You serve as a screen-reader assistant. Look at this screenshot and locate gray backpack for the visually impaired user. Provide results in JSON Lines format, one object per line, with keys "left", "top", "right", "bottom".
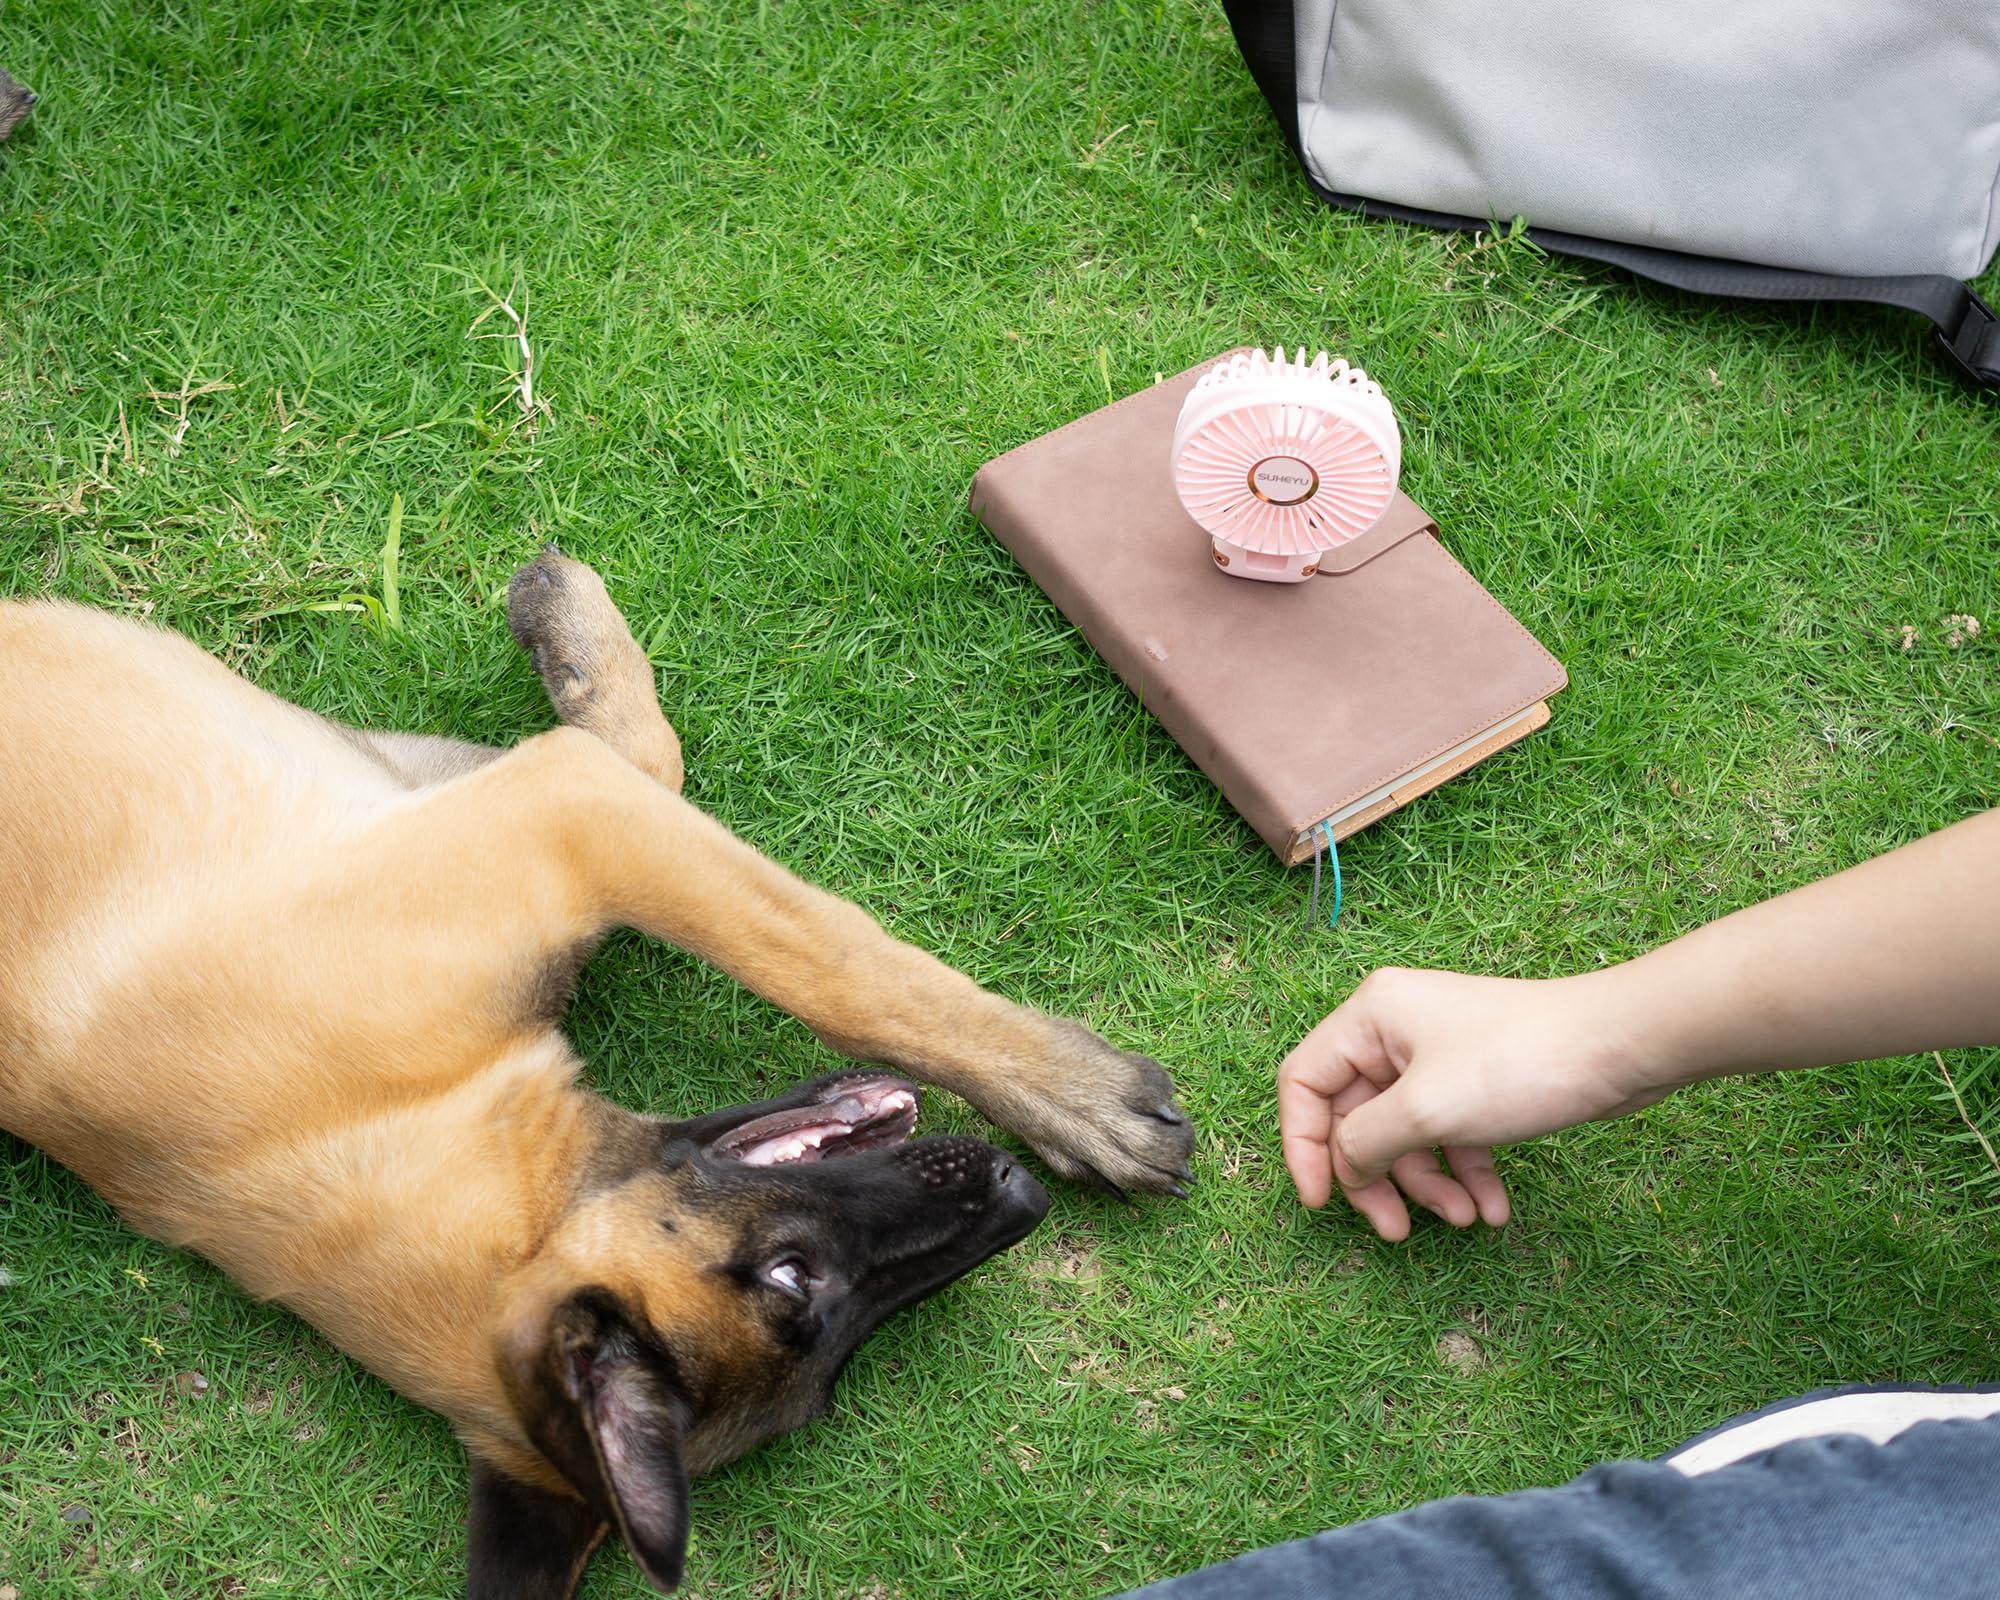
{"left": 1223, "top": 1, "right": 2000, "bottom": 389}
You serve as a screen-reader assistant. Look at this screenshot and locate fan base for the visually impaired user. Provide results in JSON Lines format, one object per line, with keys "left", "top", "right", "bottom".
{"left": 1211, "top": 540, "right": 1323, "bottom": 584}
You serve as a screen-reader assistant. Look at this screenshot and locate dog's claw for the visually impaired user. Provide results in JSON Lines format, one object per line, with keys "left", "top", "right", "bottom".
{"left": 1165, "top": 1181, "right": 1190, "bottom": 1200}
{"left": 1149, "top": 1103, "right": 1187, "bottom": 1126}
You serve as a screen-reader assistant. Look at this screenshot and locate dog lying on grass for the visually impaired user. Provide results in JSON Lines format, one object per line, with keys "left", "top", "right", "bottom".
{"left": 0, "top": 549, "right": 1195, "bottom": 1596}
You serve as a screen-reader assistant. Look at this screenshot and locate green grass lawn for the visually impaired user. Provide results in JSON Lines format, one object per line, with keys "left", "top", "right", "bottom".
{"left": 4, "top": 1, "right": 1998, "bottom": 1595}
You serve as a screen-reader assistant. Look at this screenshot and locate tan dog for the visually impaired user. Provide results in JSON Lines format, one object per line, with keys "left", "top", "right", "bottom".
{"left": 0, "top": 550, "right": 1194, "bottom": 1597}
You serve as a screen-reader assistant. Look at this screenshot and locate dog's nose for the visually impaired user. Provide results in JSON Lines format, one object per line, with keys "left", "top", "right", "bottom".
{"left": 994, "top": 1150, "right": 1050, "bottom": 1222}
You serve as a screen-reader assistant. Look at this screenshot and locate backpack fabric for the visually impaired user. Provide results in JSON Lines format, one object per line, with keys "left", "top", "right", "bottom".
{"left": 1221, "top": 0, "right": 2000, "bottom": 388}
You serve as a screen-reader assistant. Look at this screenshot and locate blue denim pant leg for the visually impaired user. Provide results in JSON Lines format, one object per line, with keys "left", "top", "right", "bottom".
{"left": 1107, "top": 1410, "right": 2000, "bottom": 1600}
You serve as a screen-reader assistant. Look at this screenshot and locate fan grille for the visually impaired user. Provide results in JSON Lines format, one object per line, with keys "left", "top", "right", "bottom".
{"left": 1174, "top": 401, "right": 1393, "bottom": 556}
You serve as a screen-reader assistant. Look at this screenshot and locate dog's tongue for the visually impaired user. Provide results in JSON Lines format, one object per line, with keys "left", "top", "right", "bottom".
{"left": 710, "top": 1082, "right": 920, "bottom": 1167}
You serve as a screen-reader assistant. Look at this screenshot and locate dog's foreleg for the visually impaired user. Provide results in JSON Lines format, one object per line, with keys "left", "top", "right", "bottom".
{"left": 428, "top": 728, "right": 1192, "bottom": 1194}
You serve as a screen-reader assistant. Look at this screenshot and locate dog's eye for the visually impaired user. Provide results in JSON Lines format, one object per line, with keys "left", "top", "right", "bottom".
{"left": 763, "top": 1257, "right": 812, "bottom": 1298}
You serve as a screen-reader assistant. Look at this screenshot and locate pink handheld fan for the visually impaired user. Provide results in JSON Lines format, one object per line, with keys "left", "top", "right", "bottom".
{"left": 1170, "top": 347, "right": 1401, "bottom": 583}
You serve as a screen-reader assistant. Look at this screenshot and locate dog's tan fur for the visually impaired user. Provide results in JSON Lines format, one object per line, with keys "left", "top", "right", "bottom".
{"left": 0, "top": 553, "right": 1192, "bottom": 1556}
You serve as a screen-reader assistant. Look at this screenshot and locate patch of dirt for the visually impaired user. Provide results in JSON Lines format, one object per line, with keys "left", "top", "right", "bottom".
{"left": 1436, "top": 1330, "right": 1487, "bottom": 1375}
{"left": 1020, "top": 1233, "right": 1103, "bottom": 1286}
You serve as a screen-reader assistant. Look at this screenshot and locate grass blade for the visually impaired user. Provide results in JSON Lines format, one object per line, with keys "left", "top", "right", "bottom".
{"left": 381, "top": 492, "right": 403, "bottom": 632}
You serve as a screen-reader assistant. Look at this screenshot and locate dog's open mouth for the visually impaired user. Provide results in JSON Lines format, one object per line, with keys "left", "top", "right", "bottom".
{"left": 708, "top": 1075, "right": 922, "bottom": 1167}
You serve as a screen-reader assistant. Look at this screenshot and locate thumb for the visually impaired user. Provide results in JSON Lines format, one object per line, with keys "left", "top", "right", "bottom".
{"left": 1331, "top": 1078, "right": 1429, "bottom": 1190}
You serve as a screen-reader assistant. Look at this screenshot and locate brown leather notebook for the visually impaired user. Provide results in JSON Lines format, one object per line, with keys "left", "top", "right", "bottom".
{"left": 969, "top": 356, "right": 1567, "bottom": 865}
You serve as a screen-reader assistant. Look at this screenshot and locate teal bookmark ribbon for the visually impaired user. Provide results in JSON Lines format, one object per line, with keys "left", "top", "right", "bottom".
{"left": 1307, "top": 820, "right": 1342, "bottom": 930}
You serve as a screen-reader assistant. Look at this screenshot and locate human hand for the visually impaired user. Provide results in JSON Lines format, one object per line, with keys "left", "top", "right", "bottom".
{"left": 1277, "top": 968, "right": 1668, "bottom": 1240}
{"left": 1281, "top": 810, "right": 2000, "bottom": 1239}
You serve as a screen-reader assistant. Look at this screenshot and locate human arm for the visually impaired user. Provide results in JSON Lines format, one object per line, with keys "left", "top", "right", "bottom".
{"left": 1278, "top": 806, "right": 2000, "bottom": 1241}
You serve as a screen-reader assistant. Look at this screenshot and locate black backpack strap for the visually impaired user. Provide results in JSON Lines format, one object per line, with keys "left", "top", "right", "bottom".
{"left": 1322, "top": 188, "right": 2000, "bottom": 392}
{"left": 1528, "top": 230, "right": 2000, "bottom": 390}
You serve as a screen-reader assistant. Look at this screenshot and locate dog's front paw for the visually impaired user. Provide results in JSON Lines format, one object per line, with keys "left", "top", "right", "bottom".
{"left": 506, "top": 547, "right": 684, "bottom": 790}
{"left": 506, "top": 547, "right": 634, "bottom": 717}
{"left": 995, "top": 1019, "right": 1196, "bottom": 1198}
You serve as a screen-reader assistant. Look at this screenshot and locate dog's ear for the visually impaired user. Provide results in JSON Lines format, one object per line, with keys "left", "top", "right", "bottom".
{"left": 509, "top": 1288, "right": 694, "bottom": 1594}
